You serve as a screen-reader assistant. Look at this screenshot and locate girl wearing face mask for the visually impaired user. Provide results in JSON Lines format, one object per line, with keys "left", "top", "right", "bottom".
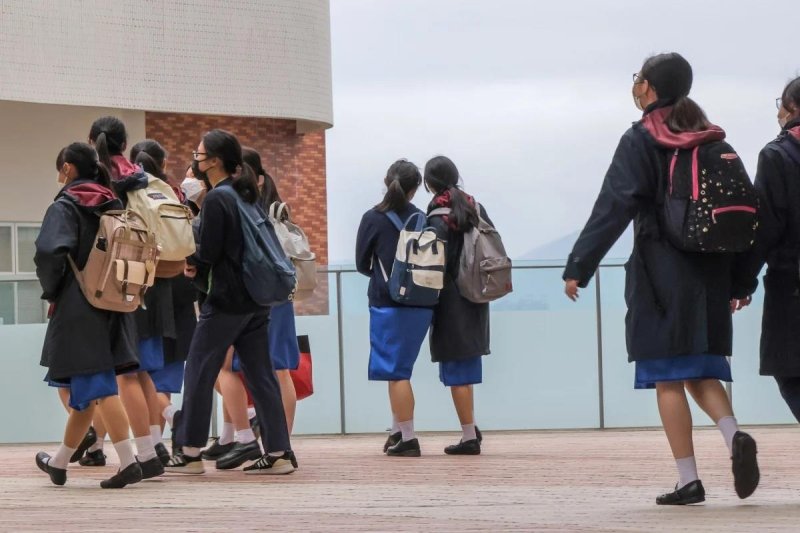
{"left": 732, "top": 77, "right": 800, "bottom": 421}
{"left": 563, "top": 53, "right": 759, "bottom": 505}
{"left": 35, "top": 143, "right": 142, "bottom": 488}
{"left": 165, "top": 129, "right": 296, "bottom": 475}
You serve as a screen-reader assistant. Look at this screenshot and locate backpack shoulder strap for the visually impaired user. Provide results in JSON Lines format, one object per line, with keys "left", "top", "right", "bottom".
{"left": 428, "top": 207, "right": 451, "bottom": 217}
{"left": 384, "top": 211, "right": 404, "bottom": 231}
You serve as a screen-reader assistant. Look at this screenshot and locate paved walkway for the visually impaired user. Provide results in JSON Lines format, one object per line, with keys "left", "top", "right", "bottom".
{"left": 1, "top": 427, "right": 799, "bottom": 532}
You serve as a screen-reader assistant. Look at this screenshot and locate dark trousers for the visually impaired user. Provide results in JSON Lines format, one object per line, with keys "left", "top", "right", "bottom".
{"left": 177, "top": 303, "right": 291, "bottom": 453}
{"left": 775, "top": 376, "right": 800, "bottom": 423}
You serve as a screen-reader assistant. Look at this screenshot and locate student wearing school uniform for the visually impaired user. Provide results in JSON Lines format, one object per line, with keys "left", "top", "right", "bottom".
{"left": 424, "top": 156, "right": 487, "bottom": 456}
{"left": 356, "top": 160, "right": 433, "bottom": 457}
{"left": 88, "top": 117, "right": 166, "bottom": 480}
{"left": 130, "top": 140, "right": 198, "bottom": 465}
{"left": 165, "top": 129, "right": 296, "bottom": 475}
{"left": 562, "top": 53, "right": 759, "bottom": 505}
{"left": 35, "top": 143, "right": 142, "bottom": 488}
{"left": 733, "top": 76, "right": 800, "bottom": 421}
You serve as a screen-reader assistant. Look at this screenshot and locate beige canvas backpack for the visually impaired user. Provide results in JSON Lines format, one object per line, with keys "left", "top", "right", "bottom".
{"left": 268, "top": 202, "right": 318, "bottom": 301}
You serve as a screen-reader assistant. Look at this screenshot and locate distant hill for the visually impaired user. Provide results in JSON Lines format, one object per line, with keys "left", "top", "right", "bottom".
{"left": 520, "top": 226, "right": 634, "bottom": 261}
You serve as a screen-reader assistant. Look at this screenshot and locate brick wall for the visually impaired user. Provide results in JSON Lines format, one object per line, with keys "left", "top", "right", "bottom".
{"left": 145, "top": 112, "right": 329, "bottom": 315}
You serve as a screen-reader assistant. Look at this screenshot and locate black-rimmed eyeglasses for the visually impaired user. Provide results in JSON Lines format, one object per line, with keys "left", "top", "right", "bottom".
{"left": 192, "top": 151, "right": 208, "bottom": 161}
{"left": 633, "top": 73, "right": 645, "bottom": 84}
{"left": 776, "top": 97, "right": 784, "bottom": 110}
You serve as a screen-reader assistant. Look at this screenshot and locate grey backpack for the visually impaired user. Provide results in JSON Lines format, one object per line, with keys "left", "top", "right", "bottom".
{"left": 429, "top": 203, "right": 513, "bottom": 303}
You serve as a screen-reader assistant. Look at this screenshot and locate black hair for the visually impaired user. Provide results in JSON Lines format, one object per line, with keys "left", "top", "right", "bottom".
{"left": 424, "top": 156, "right": 478, "bottom": 232}
{"left": 641, "top": 53, "right": 710, "bottom": 133}
{"left": 242, "top": 146, "right": 283, "bottom": 212}
{"left": 781, "top": 76, "right": 800, "bottom": 113}
{"left": 130, "top": 139, "right": 168, "bottom": 182}
{"left": 202, "top": 129, "right": 259, "bottom": 203}
{"left": 56, "top": 142, "right": 111, "bottom": 188}
{"left": 89, "top": 116, "right": 127, "bottom": 173}
{"left": 375, "top": 159, "right": 421, "bottom": 213}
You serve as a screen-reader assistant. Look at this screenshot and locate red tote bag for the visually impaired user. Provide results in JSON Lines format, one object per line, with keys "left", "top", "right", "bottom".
{"left": 291, "top": 335, "right": 314, "bottom": 400}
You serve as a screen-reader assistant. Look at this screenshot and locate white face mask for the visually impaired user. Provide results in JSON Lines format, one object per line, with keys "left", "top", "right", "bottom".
{"left": 778, "top": 111, "right": 790, "bottom": 129}
{"left": 181, "top": 177, "right": 205, "bottom": 202}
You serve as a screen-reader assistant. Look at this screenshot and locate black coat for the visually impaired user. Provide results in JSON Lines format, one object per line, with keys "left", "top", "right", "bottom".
{"left": 563, "top": 105, "right": 739, "bottom": 362}
{"left": 735, "top": 119, "right": 800, "bottom": 376}
{"left": 35, "top": 180, "right": 139, "bottom": 381}
{"left": 426, "top": 200, "right": 491, "bottom": 363}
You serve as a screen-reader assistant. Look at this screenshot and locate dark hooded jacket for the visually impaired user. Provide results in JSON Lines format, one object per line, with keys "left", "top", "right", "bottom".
{"left": 426, "top": 190, "right": 493, "bottom": 363}
{"left": 563, "top": 104, "right": 739, "bottom": 362}
{"left": 35, "top": 180, "right": 139, "bottom": 380}
{"left": 734, "top": 119, "right": 800, "bottom": 376}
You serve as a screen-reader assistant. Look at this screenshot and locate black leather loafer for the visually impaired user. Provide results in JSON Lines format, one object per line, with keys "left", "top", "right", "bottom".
{"left": 36, "top": 452, "right": 67, "bottom": 486}
{"left": 70, "top": 426, "right": 97, "bottom": 463}
{"left": 732, "top": 431, "right": 759, "bottom": 499}
{"left": 383, "top": 432, "right": 401, "bottom": 453}
{"left": 656, "top": 480, "right": 706, "bottom": 505}
{"left": 100, "top": 462, "right": 143, "bottom": 489}
{"left": 216, "top": 441, "right": 262, "bottom": 470}
{"left": 140, "top": 456, "right": 165, "bottom": 479}
{"left": 387, "top": 438, "right": 421, "bottom": 457}
{"left": 444, "top": 439, "right": 481, "bottom": 456}
{"left": 202, "top": 438, "right": 235, "bottom": 460}
{"left": 78, "top": 449, "right": 106, "bottom": 467}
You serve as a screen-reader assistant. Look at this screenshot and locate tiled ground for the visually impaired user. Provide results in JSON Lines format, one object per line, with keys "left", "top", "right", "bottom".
{"left": 1, "top": 427, "right": 799, "bottom": 532}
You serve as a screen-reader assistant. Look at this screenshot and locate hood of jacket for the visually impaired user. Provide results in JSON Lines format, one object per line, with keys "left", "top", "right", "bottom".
{"left": 57, "top": 180, "right": 122, "bottom": 213}
{"left": 640, "top": 106, "right": 726, "bottom": 149}
{"left": 110, "top": 155, "right": 149, "bottom": 194}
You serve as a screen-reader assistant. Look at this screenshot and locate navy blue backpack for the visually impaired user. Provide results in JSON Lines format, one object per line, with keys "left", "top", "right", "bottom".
{"left": 378, "top": 211, "right": 445, "bottom": 307}
{"left": 217, "top": 187, "right": 296, "bottom": 306}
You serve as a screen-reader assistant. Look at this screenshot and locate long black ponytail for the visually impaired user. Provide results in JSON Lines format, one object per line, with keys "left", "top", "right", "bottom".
{"left": 242, "top": 146, "right": 283, "bottom": 213}
{"left": 375, "top": 159, "right": 421, "bottom": 213}
{"left": 57, "top": 142, "right": 112, "bottom": 188}
{"left": 424, "top": 156, "right": 478, "bottom": 232}
{"left": 130, "top": 139, "right": 168, "bottom": 182}
{"left": 202, "top": 129, "right": 259, "bottom": 204}
{"left": 89, "top": 116, "right": 128, "bottom": 174}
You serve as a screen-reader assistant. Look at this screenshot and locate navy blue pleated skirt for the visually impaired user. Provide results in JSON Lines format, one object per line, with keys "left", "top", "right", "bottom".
{"left": 46, "top": 370, "right": 119, "bottom": 411}
{"left": 269, "top": 301, "right": 300, "bottom": 371}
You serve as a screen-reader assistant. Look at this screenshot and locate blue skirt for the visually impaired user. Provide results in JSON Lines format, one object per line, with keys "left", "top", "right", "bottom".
{"left": 269, "top": 301, "right": 300, "bottom": 371}
{"left": 125, "top": 336, "right": 165, "bottom": 374}
{"left": 46, "top": 370, "right": 118, "bottom": 411}
{"left": 368, "top": 306, "right": 433, "bottom": 381}
{"left": 148, "top": 360, "right": 185, "bottom": 394}
{"left": 439, "top": 356, "right": 483, "bottom": 387}
{"left": 635, "top": 354, "right": 732, "bottom": 389}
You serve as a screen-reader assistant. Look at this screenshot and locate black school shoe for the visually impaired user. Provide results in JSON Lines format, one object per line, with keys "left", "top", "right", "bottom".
{"left": 732, "top": 431, "right": 760, "bottom": 499}
{"left": 656, "top": 480, "right": 706, "bottom": 505}
{"left": 387, "top": 438, "right": 421, "bottom": 457}
{"left": 35, "top": 452, "right": 67, "bottom": 486}
{"left": 202, "top": 438, "right": 235, "bottom": 460}
{"left": 100, "top": 462, "right": 143, "bottom": 489}
{"left": 78, "top": 449, "right": 106, "bottom": 467}
{"left": 445, "top": 438, "right": 481, "bottom": 455}
{"left": 140, "top": 456, "right": 165, "bottom": 479}
{"left": 243, "top": 451, "right": 297, "bottom": 475}
{"left": 155, "top": 442, "right": 171, "bottom": 466}
{"left": 69, "top": 426, "right": 97, "bottom": 463}
{"left": 383, "top": 432, "right": 401, "bottom": 453}
{"left": 216, "top": 441, "right": 262, "bottom": 470}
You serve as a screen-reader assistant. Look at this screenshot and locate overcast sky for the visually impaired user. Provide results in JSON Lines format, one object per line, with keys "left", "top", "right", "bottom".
{"left": 325, "top": 0, "right": 797, "bottom": 264}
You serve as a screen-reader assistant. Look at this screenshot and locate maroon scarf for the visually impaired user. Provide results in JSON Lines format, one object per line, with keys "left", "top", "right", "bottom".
{"left": 430, "top": 189, "right": 476, "bottom": 230}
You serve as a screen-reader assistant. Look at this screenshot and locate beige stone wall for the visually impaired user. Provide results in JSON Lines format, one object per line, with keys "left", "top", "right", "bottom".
{"left": 0, "top": 101, "right": 145, "bottom": 222}
{"left": 0, "top": 0, "right": 332, "bottom": 129}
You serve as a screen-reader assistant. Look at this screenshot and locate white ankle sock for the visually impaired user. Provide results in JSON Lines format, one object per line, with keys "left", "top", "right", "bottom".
{"left": 182, "top": 446, "right": 202, "bottom": 458}
{"left": 717, "top": 416, "right": 739, "bottom": 454}
{"left": 162, "top": 405, "right": 178, "bottom": 426}
{"left": 113, "top": 440, "right": 137, "bottom": 469}
{"left": 50, "top": 444, "right": 76, "bottom": 470}
{"left": 88, "top": 439, "right": 104, "bottom": 453}
{"left": 247, "top": 407, "right": 256, "bottom": 419}
{"left": 676, "top": 456, "right": 699, "bottom": 489}
{"left": 219, "top": 423, "right": 235, "bottom": 445}
{"left": 398, "top": 419, "right": 415, "bottom": 442}
{"left": 461, "top": 423, "right": 477, "bottom": 442}
{"left": 235, "top": 428, "right": 256, "bottom": 444}
{"left": 134, "top": 435, "right": 157, "bottom": 461}
{"left": 150, "top": 425, "right": 163, "bottom": 445}
{"left": 391, "top": 416, "right": 400, "bottom": 434}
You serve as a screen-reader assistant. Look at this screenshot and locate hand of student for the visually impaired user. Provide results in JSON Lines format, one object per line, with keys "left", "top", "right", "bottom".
{"left": 565, "top": 279, "right": 580, "bottom": 301}
{"left": 730, "top": 296, "right": 752, "bottom": 314}
{"left": 184, "top": 265, "right": 197, "bottom": 279}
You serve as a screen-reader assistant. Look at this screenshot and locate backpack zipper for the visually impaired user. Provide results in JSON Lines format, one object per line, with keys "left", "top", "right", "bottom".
{"left": 711, "top": 205, "right": 756, "bottom": 223}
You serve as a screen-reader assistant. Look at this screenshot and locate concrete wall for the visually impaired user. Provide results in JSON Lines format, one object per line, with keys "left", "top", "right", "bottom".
{"left": 0, "top": 101, "right": 145, "bottom": 222}
{"left": 0, "top": 0, "right": 333, "bottom": 128}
